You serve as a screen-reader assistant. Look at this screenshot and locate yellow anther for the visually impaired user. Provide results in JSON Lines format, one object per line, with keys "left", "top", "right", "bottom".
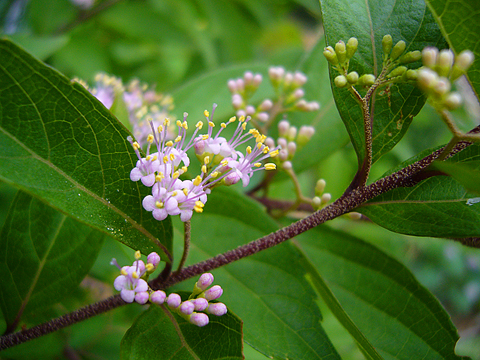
{"left": 170, "top": 154, "right": 175, "bottom": 161}
{"left": 246, "top": 146, "right": 252, "bottom": 154}
{"left": 193, "top": 175, "right": 202, "bottom": 186}
{"left": 135, "top": 250, "right": 141, "bottom": 259}
{"left": 254, "top": 162, "right": 262, "bottom": 167}
{"left": 242, "top": 122, "right": 247, "bottom": 130}
{"left": 147, "top": 134, "right": 154, "bottom": 143}
{"left": 182, "top": 121, "right": 188, "bottom": 130}
{"left": 201, "top": 134, "right": 209, "bottom": 140}
{"left": 158, "top": 125, "right": 163, "bottom": 133}
{"left": 172, "top": 191, "right": 178, "bottom": 196}
{"left": 211, "top": 171, "right": 219, "bottom": 178}
{"left": 263, "top": 146, "right": 270, "bottom": 154}
{"left": 201, "top": 165, "right": 207, "bottom": 173}
{"left": 166, "top": 141, "right": 174, "bottom": 147}
{"left": 164, "top": 118, "right": 170, "bottom": 126}
{"left": 204, "top": 110, "right": 210, "bottom": 118}
{"left": 163, "top": 155, "right": 169, "bottom": 164}
{"left": 221, "top": 159, "right": 229, "bottom": 166}
{"left": 257, "top": 142, "right": 263, "bottom": 149}
{"left": 221, "top": 123, "right": 226, "bottom": 128}
{"left": 132, "top": 271, "right": 139, "bottom": 279}
{"left": 183, "top": 188, "right": 188, "bottom": 196}
{"left": 155, "top": 201, "right": 164, "bottom": 208}
{"left": 121, "top": 268, "right": 128, "bottom": 276}
{"left": 239, "top": 116, "right": 245, "bottom": 122}
{"left": 265, "top": 163, "right": 276, "bottom": 170}
{"left": 195, "top": 200, "right": 205, "bottom": 208}
{"left": 152, "top": 155, "right": 158, "bottom": 161}
{"left": 196, "top": 121, "right": 204, "bottom": 129}
{"left": 204, "top": 156, "right": 210, "bottom": 165}
{"left": 256, "top": 134, "right": 266, "bottom": 143}
{"left": 174, "top": 136, "right": 182, "bottom": 143}
{"left": 173, "top": 171, "right": 180, "bottom": 179}
{"left": 194, "top": 205, "right": 204, "bottom": 213}
{"left": 156, "top": 172, "right": 165, "bottom": 181}
{"left": 209, "top": 121, "right": 215, "bottom": 127}
{"left": 146, "top": 155, "right": 152, "bottom": 161}
{"left": 132, "top": 142, "right": 140, "bottom": 150}
{"left": 176, "top": 120, "right": 182, "bottom": 127}
{"left": 270, "top": 149, "right": 279, "bottom": 156}
{"left": 146, "top": 263, "right": 154, "bottom": 272}
{"left": 181, "top": 166, "right": 188, "bottom": 173}
{"left": 229, "top": 116, "right": 236, "bottom": 123}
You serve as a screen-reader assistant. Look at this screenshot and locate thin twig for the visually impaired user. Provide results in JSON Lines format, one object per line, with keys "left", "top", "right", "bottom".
{"left": 176, "top": 220, "right": 191, "bottom": 272}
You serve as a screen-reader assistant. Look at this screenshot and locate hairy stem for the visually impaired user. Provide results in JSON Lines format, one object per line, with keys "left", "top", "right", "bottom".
{"left": 177, "top": 220, "right": 191, "bottom": 272}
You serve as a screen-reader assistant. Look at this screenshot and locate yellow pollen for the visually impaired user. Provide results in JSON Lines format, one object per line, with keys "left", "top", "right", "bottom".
{"left": 221, "top": 159, "right": 229, "bottom": 166}
{"left": 193, "top": 175, "right": 202, "bottom": 186}
{"left": 163, "top": 118, "right": 170, "bottom": 126}
{"left": 146, "top": 263, "right": 154, "bottom": 272}
{"left": 166, "top": 141, "right": 174, "bottom": 147}
{"left": 156, "top": 172, "right": 165, "bottom": 181}
{"left": 147, "top": 134, "right": 154, "bottom": 143}
{"left": 254, "top": 162, "right": 262, "bottom": 167}
{"left": 246, "top": 146, "right": 252, "bottom": 154}
{"left": 163, "top": 155, "right": 169, "bottom": 164}
{"left": 181, "top": 166, "right": 188, "bottom": 173}
{"left": 135, "top": 250, "right": 141, "bottom": 259}
{"left": 209, "top": 121, "right": 215, "bottom": 127}
{"left": 221, "top": 123, "right": 226, "bottom": 128}
{"left": 229, "top": 116, "right": 236, "bottom": 123}
{"left": 170, "top": 154, "right": 175, "bottom": 161}
{"left": 269, "top": 149, "right": 279, "bottom": 157}
{"left": 176, "top": 120, "right": 182, "bottom": 127}
{"left": 182, "top": 121, "right": 188, "bottom": 130}
{"left": 196, "top": 121, "right": 204, "bottom": 129}
{"left": 242, "top": 123, "right": 247, "bottom": 130}
{"left": 146, "top": 155, "right": 152, "bottom": 161}
{"left": 155, "top": 201, "right": 164, "bottom": 208}
{"left": 265, "top": 163, "right": 276, "bottom": 170}
{"left": 121, "top": 269, "right": 128, "bottom": 276}
{"left": 132, "top": 271, "right": 139, "bottom": 279}
{"left": 239, "top": 116, "right": 245, "bottom": 122}
{"left": 257, "top": 143, "right": 263, "bottom": 149}
{"left": 211, "top": 171, "right": 219, "bottom": 178}
{"left": 195, "top": 200, "right": 205, "bottom": 208}
{"left": 204, "top": 156, "right": 210, "bottom": 165}
{"left": 201, "top": 165, "right": 207, "bottom": 173}
{"left": 174, "top": 136, "right": 182, "bottom": 143}
{"left": 158, "top": 125, "right": 163, "bottom": 133}
{"left": 183, "top": 188, "right": 188, "bottom": 196}
{"left": 132, "top": 142, "right": 140, "bottom": 150}
{"left": 263, "top": 146, "right": 270, "bottom": 154}
{"left": 152, "top": 155, "right": 158, "bottom": 161}
{"left": 204, "top": 110, "right": 210, "bottom": 117}
{"left": 194, "top": 206, "right": 204, "bottom": 213}
{"left": 173, "top": 171, "right": 180, "bottom": 179}
{"left": 201, "top": 134, "right": 209, "bottom": 140}
{"left": 172, "top": 191, "right": 178, "bottom": 196}
{"left": 256, "top": 135, "right": 266, "bottom": 143}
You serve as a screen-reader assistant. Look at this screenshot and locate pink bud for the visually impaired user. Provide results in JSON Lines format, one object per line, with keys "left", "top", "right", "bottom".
{"left": 227, "top": 80, "right": 237, "bottom": 92}
{"left": 147, "top": 252, "right": 161, "bottom": 267}
{"left": 190, "top": 313, "right": 209, "bottom": 327}
{"left": 179, "top": 301, "right": 195, "bottom": 315}
{"left": 167, "top": 293, "right": 182, "bottom": 308}
{"left": 150, "top": 290, "right": 166, "bottom": 304}
{"left": 191, "top": 298, "right": 209, "bottom": 311}
{"left": 204, "top": 285, "right": 223, "bottom": 301}
{"left": 207, "top": 302, "right": 228, "bottom": 316}
{"left": 197, "top": 273, "right": 214, "bottom": 290}
{"left": 135, "top": 291, "right": 150, "bottom": 305}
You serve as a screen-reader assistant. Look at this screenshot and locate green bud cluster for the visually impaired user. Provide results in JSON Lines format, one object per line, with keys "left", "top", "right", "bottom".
{"left": 416, "top": 47, "right": 475, "bottom": 110}
{"left": 323, "top": 37, "right": 361, "bottom": 85}
{"left": 312, "top": 179, "right": 331, "bottom": 210}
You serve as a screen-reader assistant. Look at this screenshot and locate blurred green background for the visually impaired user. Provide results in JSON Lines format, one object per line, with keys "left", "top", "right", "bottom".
{"left": 1, "top": 0, "right": 479, "bottom": 359}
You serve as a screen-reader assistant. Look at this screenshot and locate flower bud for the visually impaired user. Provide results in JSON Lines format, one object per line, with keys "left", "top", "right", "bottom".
{"left": 293, "top": 71, "right": 307, "bottom": 86}
{"left": 307, "top": 101, "right": 320, "bottom": 111}
{"left": 390, "top": 40, "right": 406, "bottom": 61}
{"left": 245, "top": 105, "right": 255, "bottom": 115}
{"left": 321, "top": 193, "right": 332, "bottom": 204}
{"left": 293, "top": 88, "right": 305, "bottom": 99}
{"left": 387, "top": 66, "right": 407, "bottom": 79}
{"left": 243, "top": 71, "right": 253, "bottom": 84}
{"left": 405, "top": 69, "right": 418, "bottom": 81}
{"left": 204, "top": 285, "right": 223, "bottom": 301}
{"left": 334, "top": 75, "right": 348, "bottom": 88}
{"left": 357, "top": 74, "right": 376, "bottom": 87}
{"left": 323, "top": 46, "right": 339, "bottom": 65}
{"left": 346, "top": 37, "right": 358, "bottom": 59}
{"left": 167, "top": 293, "right": 182, "bottom": 308}
{"left": 179, "top": 301, "right": 195, "bottom": 315}
{"left": 256, "top": 112, "right": 269, "bottom": 122}
{"left": 207, "top": 302, "right": 228, "bottom": 316}
{"left": 287, "top": 141, "right": 297, "bottom": 157}
{"left": 277, "top": 137, "right": 287, "bottom": 149}
{"left": 297, "top": 126, "right": 315, "bottom": 146}
{"left": 235, "top": 78, "right": 244, "bottom": 92}
{"left": 433, "top": 77, "right": 451, "bottom": 97}
{"left": 279, "top": 149, "right": 289, "bottom": 161}
{"left": 150, "top": 290, "right": 166, "bottom": 304}
{"left": 231, "top": 94, "right": 243, "bottom": 109}
{"left": 253, "top": 74, "right": 263, "bottom": 87}
{"left": 282, "top": 161, "right": 293, "bottom": 170}
{"left": 196, "top": 273, "right": 214, "bottom": 291}
{"left": 451, "top": 50, "right": 475, "bottom": 81}
{"left": 422, "top": 47, "right": 438, "bottom": 68}
{"left": 346, "top": 71, "right": 359, "bottom": 84}
{"left": 417, "top": 68, "right": 438, "bottom": 91}
{"left": 147, "top": 252, "right": 161, "bottom": 268}
{"left": 444, "top": 92, "right": 462, "bottom": 110}
{"left": 312, "top": 196, "right": 321, "bottom": 208}
{"left": 259, "top": 99, "right": 273, "bottom": 111}
{"left": 315, "top": 179, "right": 326, "bottom": 194}
{"left": 382, "top": 35, "right": 393, "bottom": 57}
{"left": 399, "top": 50, "right": 421, "bottom": 64}
{"left": 287, "top": 126, "right": 297, "bottom": 141}
{"left": 265, "top": 137, "right": 275, "bottom": 149}
{"left": 278, "top": 120, "right": 290, "bottom": 137}
{"left": 191, "top": 298, "right": 209, "bottom": 311}
{"left": 135, "top": 291, "right": 150, "bottom": 305}
{"left": 335, "top": 40, "right": 347, "bottom": 64}
{"left": 189, "top": 313, "right": 209, "bottom": 327}
{"left": 437, "top": 49, "right": 454, "bottom": 77}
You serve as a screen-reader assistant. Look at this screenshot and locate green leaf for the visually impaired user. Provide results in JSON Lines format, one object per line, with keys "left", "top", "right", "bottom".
{"left": 120, "top": 299, "right": 243, "bottom": 360}
{"left": 320, "top": 0, "right": 446, "bottom": 164}
{"left": 425, "top": 0, "right": 480, "bottom": 100}
{"left": 296, "top": 225, "right": 464, "bottom": 359}
{"left": 0, "top": 191, "right": 105, "bottom": 329}
{"left": 3, "top": 34, "right": 69, "bottom": 61}
{"left": 431, "top": 161, "right": 480, "bottom": 195}
{"left": 358, "top": 144, "right": 480, "bottom": 237}
{"left": 0, "top": 39, "right": 173, "bottom": 261}
{"left": 173, "top": 187, "right": 341, "bottom": 360}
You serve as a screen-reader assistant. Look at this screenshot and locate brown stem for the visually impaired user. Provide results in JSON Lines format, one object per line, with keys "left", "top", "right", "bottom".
{"left": 176, "top": 220, "right": 191, "bottom": 272}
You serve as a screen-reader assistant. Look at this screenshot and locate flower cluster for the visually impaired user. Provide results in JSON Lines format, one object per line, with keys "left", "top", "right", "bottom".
{"left": 165, "top": 273, "right": 227, "bottom": 327}
{"left": 227, "top": 68, "right": 319, "bottom": 127}
{"left": 265, "top": 119, "right": 315, "bottom": 170}
{"left": 77, "top": 73, "right": 175, "bottom": 148}
{"left": 111, "top": 253, "right": 226, "bottom": 327}
{"left": 129, "top": 104, "right": 278, "bottom": 222}
{"left": 417, "top": 47, "right": 474, "bottom": 110}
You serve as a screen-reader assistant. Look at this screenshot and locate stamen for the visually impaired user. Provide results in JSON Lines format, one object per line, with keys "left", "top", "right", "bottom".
{"left": 155, "top": 201, "right": 164, "bottom": 208}
{"left": 193, "top": 175, "right": 202, "bottom": 186}
{"left": 135, "top": 250, "right": 141, "bottom": 259}
{"left": 265, "top": 163, "right": 276, "bottom": 170}
{"left": 204, "top": 110, "right": 210, "bottom": 117}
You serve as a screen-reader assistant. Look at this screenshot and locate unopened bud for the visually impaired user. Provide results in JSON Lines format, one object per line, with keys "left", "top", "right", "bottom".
{"left": 287, "top": 126, "right": 297, "bottom": 141}
{"left": 323, "top": 46, "right": 339, "bottom": 65}
{"left": 293, "top": 88, "right": 305, "bottom": 99}
{"left": 422, "top": 47, "right": 438, "bottom": 68}
{"left": 287, "top": 141, "right": 297, "bottom": 157}
{"left": 444, "top": 92, "right": 462, "bottom": 110}
{"left": 259, "top": 99, "right": 273, "bottom": 111}
{"left": 179, "top": 301, "right": 195, "bottom": 315}
{"left": 382, "top": 35, "right": 393, "bottom": 57}
{"left": 204, "top": 285, "right": 223, "bottom": 301}
{"left": 312, "top": 196, "right": 321, "bottom": 208}
{"left": 196, "top": 273, "right": 214, "bottom": 291}
{"left": 278, "top": 120, "right": 290, "bottom": 137}
{"left": 451, "top": 50, "right": 475, "bottom": 81}
{"left": 253, "top": 74, "right": 263, "bottom": 87}
{"left": 297, "top": 126, "right": 315, "bottom": 146}
{"left": 135, "top": 291, "right": 149, "bottom": 305}
{"left": 358, "top": 74, "right": 376, "bottom": 87}
{"left": 207, "top": 303, "right": 228, "bottom": 316}
{"left": 282, "top": 161, "right": 293, "bottom": 170}
{"left": 256, "top": 112, "right": 269, "bottom": 122}
{"left": 167, "top": 293, "right": 182, "bottom": 308}
{"left": 246, "top": 105, "right": 255, "bottom": 115}
{"left": 417, "top": 68, "right": 438, "bottom": 91}
{"left": 150, "top": 290, "right": 166, "bottom": 304}
{"left": 191, "top": 298, "right": 209, "bottom": 311}
{"left": 390, "top": 40, "right": 406, "bottom": 61}
{"left": 405, "top": 69, "right": 418, "bottom": 81}
{"left": 147, "top": 252, "right": 161, "bottom": 268}
{"left": 321, "top": 193, "right": 332, "bottom": 204}
{"left": 265, "top": 137, "right": 275, "bottom": 149}
{"left": 189, "top": 312, "right": 209, "bottom": 327}
{"left": 243, "top": 71, "right": 253, "bottom": 84}
{"left": 293, "top": 71, "right": 307, "bottom": 86}
{"left": 227, "top": 79, "right": 237, "bottom": 92}
{"left": 315, "top": 179, "right": 326, "bottom": 194}
{"left": 335, "top": 40, "right": 347, "bottom": 64}
{"left": 433, "top": 77, "right": 451, "bottom": 97}
{"left": 387, "top": 66, "right": 407, "bottom": 79}
{"left": 334, "top": 75, "right": 348, "bottom": 88}
{"left": 346, "top": 71, "right": 359, "bottom": 84}
{"left": 437, "top": 49, "right": 454, "bottom": 77}
{"left": 346, "top": 37, "right": 358, "bottom": 59}
{"left": 399, "top": 50, "right": 421, "bottom": 64}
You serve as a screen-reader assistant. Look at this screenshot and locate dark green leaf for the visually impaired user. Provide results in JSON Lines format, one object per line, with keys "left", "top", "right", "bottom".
{"left": 358, "top": 144, "right": 480, "bottom": 237}
{"left": 296, "top": 225, "right": 464, "bottom": 359}
{"left": 425, "top": 0, "right": 480, "bottom": 101}
{"left": 431, "top": 161, "right": 480, "bottom": 195}
{"left": 120, "top": 300, "right": 243, "bottom": 360}
{"left": 320, "top": 0, "right": 446, "bottom": 164}
{"left": 0, "top": 39, "right": 173, "bottom": 261}
{"left": 173, "top": 187, "right": 341, "bottom": 360}
{"left": 0, "top": 191, "right": 105, "bottom": 329}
